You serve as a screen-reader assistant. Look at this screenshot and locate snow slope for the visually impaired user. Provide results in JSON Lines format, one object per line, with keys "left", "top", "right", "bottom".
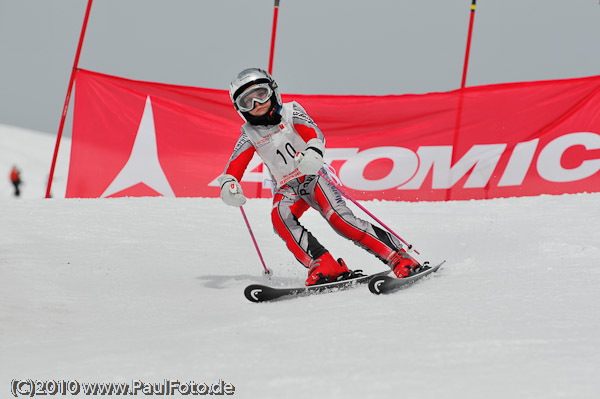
{"left": 1, "top": 125, "right": 599, "bottom": 399}
{"left": 0, "top": 124, "right": 70, "bottom": 199}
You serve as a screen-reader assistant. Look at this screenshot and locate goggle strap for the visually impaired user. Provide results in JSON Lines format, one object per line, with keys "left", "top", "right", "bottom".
{"left": 233, "top": 78, "right": 271, "bottom": 102}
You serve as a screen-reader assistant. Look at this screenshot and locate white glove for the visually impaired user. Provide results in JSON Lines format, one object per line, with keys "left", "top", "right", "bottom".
{"left": 218, "top": 174, "right": 247, "bottom": 207}
{"left": 295, "top": 138, "right": 325, "bottom": 175}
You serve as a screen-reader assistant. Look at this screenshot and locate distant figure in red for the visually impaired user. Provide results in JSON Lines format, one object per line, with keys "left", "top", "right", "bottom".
{"left": 10, "top": 166, "right": 22, "bottom": 197}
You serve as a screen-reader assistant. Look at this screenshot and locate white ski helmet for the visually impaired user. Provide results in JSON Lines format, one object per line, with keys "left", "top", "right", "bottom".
{"left": 229, "top": 68, "right": 282, "bottom": 124}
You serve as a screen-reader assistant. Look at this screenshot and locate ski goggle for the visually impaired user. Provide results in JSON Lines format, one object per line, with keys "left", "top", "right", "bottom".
{"left": 235, "top": 83, "right": 273, "bottom": 112}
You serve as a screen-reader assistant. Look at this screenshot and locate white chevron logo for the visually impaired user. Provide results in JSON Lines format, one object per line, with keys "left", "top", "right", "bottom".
{"left": 101, "top": 96, "right": 175, "bottom": 198}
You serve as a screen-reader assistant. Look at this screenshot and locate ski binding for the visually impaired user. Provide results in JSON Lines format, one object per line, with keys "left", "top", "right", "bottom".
{"left": 369, "top": 260, "right": 446, "bottom": 295}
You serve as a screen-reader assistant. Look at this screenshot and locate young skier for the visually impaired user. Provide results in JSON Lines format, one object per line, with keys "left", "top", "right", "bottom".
{"left": 218, "top": 68, "right": 422, "bottom": 286}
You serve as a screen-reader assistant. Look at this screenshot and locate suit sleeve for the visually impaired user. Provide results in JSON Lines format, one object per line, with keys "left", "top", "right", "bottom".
{"left": 292, "top": 102, "right": 325, "bottom": 143}
{"left": 223, "top": 130, "right": 256, "bottom": 182}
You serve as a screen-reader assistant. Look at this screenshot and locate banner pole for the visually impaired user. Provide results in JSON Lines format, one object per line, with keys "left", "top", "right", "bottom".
{"left": 46, "top": 0, "right": 94, "bottom": 198}
{"left": 448, "top": 0, "right": 477, "bottom": 201}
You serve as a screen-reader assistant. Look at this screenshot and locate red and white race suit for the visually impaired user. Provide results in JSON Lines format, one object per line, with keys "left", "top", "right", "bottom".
{"left": 223, "top": 101, "right": 403, "bottom": 268}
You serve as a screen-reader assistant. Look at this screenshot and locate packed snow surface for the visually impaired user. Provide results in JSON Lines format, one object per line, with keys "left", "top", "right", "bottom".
{"left": 1, "top": 125, "right": 599, "bottom": 398}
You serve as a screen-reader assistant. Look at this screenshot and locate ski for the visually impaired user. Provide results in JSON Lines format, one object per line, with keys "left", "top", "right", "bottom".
{"left": 368, "top": 260, "right": 446, "bottom": 295}
{"left": 244, "top": 270, "right": 392, "bottom": 303}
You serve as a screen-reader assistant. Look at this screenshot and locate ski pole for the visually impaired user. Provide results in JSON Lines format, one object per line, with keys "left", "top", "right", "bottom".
{"left": 239, "top": 206, "right": 272, "bottom": 276}
{"left": 318, "top": 171, "right": 420, "bottom": 255}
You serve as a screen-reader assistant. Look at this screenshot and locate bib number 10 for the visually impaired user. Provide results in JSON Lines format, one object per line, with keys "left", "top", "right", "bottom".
{"left": 276, "top": 143, "right": 297, "bottom": 165}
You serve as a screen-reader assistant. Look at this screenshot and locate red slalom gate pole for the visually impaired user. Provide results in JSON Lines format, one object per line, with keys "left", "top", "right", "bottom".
{"left": 448, "top": 0, "right": 477, "bottom": 201}
{"left": 254, "top": 0, "right": 281, "bottom": 200}
{"left": 461, "top": 0, "right": 477, "bottom": 89}
{"left": 240, "top": 0, "right": 281, "bottom": 274}
{"left": 46, "top": 0, "right": 94, "bottom": 198}
{"left": 268, "top": 0, "right": 280, "bottom": 75}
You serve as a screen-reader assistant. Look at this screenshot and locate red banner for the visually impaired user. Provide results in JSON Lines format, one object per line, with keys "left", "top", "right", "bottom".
{"left": 67, "top": 69, "right": 600, "bottom": 200}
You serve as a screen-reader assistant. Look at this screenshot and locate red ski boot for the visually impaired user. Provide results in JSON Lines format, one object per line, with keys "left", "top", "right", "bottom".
{"left": 306, "top": 252, "right": 350, "bottom": 286}
{"left": 387, "top": 249, "right": 422, "bottom": 278}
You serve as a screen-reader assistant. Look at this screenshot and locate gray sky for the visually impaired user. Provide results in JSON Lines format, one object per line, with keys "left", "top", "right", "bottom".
{"left": 1, "top": 0, "right": 599, "bottom": 135}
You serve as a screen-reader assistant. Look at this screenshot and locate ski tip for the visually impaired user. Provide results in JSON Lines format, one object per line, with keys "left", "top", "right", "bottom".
{"left": 244, "top": 284, "right": 265, "bottom": 303}
{"left": 368, "top": 276, "right": 390, "bottom": 295}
